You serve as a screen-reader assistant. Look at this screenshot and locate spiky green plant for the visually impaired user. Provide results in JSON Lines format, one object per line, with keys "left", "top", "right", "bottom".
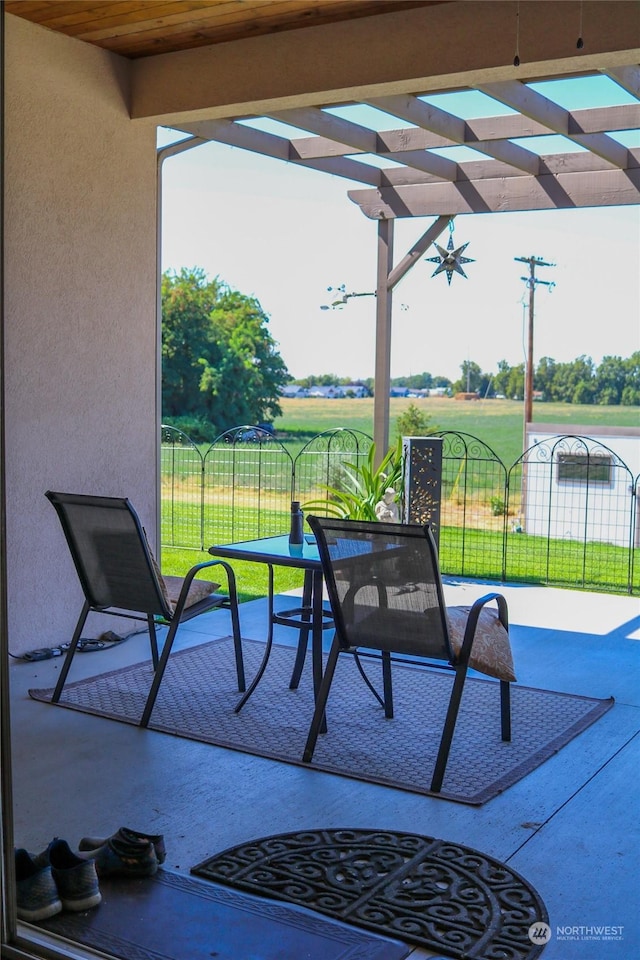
{"left": 303, "top": 437, "right": 403, "bottom": 520}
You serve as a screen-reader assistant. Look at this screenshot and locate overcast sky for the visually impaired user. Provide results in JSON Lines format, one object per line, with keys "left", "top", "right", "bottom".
{"left": 160, "top": 137, "right": 640, "bottom": 383}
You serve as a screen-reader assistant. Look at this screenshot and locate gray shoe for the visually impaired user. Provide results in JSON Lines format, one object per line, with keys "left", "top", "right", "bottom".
{"left": 48, "top": 839, "right": 101, "bottom": 912}
{"left": 79, "top": 831, "right": 158, "bottom": 878}
{"left": 79, "top": 827, "right": 165, "bottom": 865}
{"left": 15, "top": 848, "right": 62, "bottom": 922}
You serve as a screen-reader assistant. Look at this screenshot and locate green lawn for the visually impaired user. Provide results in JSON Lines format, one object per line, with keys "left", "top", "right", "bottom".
{"left": 275, "top": 397, "right": 639, "bottom": 468}
{"left": 160, "top": 398, "right": 639, "bottom": 596}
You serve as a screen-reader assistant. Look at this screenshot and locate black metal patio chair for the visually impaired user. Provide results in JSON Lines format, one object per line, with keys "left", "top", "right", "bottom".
{"left": 45, "top": 491, "right": 245, "bottom": 726}
{"left": 305, "top": 515, "right": 516, "bottom": 793}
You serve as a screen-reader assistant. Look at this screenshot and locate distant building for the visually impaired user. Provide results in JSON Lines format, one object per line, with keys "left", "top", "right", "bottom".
{"left": 280, "top": 384, "right": 309, "bottom": 398}
{"left": 524, "top": 423, "right": 640, "bottom": 548}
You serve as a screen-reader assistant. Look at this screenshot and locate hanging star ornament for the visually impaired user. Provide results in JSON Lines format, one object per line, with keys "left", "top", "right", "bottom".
{"left": 426, "top": 232, "right": 475, "bottom": 285}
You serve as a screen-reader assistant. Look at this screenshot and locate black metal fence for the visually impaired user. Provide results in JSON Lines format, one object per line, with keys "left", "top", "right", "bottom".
{"left": 161, "top": 424, "right": 639, "bottom": 594}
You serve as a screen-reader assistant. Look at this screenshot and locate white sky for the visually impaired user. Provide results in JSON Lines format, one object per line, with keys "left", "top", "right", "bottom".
{"left": 160, "top": 133, "right": 640, "bottom": 384}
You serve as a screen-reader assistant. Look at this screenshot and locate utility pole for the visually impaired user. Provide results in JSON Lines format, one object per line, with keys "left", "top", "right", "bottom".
{"left": 515, "top": 255, "right": 555, "bottom": 426}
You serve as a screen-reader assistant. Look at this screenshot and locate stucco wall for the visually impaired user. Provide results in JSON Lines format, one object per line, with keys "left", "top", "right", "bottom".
{"left": 4, "top": 16, "right": 158, "bottom": 655}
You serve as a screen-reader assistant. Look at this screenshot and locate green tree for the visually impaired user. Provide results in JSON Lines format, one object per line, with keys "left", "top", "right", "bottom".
{"left": 507, "top": 363, "right": 525, "bottom": 400}
{"left": 535, "top": 356, "right": 557, "bottom": 399}
{"left": 162, "top": 268, "right": 289, "bottom": 432}
{"left": 550, "top": 355, "right": 595, "bottom": 404}
{"left": 395, "top": 402, "right": 437, "bottom": 438}
{"left": 453, "top": 360, "right": 483, "bottom": 394}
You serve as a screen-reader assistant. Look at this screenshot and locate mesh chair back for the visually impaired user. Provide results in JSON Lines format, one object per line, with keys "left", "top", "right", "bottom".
{"left": 308, "top": 516, "right": 453, "bottom": 661}
{"left": 46, "top": 491, "right": 172, "bottom": 617}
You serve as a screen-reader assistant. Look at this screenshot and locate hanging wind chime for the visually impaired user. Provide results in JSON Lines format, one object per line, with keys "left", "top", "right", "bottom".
{"left": 425, "top": 219, "right": 475, "bottom": 285}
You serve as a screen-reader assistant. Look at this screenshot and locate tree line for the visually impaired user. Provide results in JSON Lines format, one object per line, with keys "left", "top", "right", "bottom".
{"left": 296, "top": 355, "right": 640, "bottom": 405}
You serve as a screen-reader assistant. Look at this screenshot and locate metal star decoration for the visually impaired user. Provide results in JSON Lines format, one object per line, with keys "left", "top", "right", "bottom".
{"left": 426, "top": 228, "right": 475, "bottom": 285}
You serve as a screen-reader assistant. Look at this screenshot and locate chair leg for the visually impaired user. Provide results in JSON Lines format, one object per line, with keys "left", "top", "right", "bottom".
{"left": 382, "top": 651, "right": 393, "bottom": 718}
{"left": 500, "top": 680, "right": 511, "bottom": 741}
{"left": 289, "top": 570, "right": 313, "bottom": 690}
{"left": 139, "top": 618, "right": 180, "bottom": 727}
{"left": 226, "top": 594, "right": 246, "bottom": 693}
{"left": 147, "top": 615, "right": 159, "bottom": 670}
{"left": 51, "top": 602, "right": 91, "bottom": 703}
{"left": 430, "top": 665, "right": 468, "bottom": 793}
{"left": 302, "top": 638, "right": 340, "bottom": 764}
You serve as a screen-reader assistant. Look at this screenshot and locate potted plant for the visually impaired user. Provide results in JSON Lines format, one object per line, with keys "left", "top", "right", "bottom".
{"left": 304, "top": 437, "right": 403, "bottom": 520}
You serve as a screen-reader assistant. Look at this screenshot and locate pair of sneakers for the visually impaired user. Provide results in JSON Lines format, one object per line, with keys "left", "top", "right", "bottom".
{"left": 15, "top": 839, "right": 101, "bottom": 922}
{"left": 77, "top": 826, "right": 165, "bottom": 878}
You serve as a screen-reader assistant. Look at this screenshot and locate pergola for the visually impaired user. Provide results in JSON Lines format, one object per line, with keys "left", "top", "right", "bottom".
{"left": 8, "top": 1, "right": 640, "bottom": 453}
{"left": 167, "top": 66, "right": 640, "bottom": 451}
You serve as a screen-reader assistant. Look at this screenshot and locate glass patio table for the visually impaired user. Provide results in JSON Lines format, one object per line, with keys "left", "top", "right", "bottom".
{"left": 208, "top": 535, "right": 334, "bottom": 717}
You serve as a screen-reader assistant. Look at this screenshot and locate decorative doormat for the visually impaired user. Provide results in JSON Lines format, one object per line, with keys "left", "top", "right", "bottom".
{"left": 192, "top": 828, "right": 549, "bottom": 959}
{"left": 37, "top": 868, "right": 411, "bottom": 960}
{"left": 30, "top": 636, "right": 614, "bottom": 805}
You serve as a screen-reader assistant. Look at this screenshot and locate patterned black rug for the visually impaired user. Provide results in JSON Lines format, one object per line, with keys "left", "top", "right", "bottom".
{"left": 192, "top": 828, "right": 549, "bottom": 959}
{"left": 30, "top": 636, "right": 614, "bottom": 804}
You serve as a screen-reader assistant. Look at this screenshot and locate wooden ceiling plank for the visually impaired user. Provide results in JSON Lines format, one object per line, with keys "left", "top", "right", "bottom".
{"left": 87, "top": 2, "right": 322, "bottom": 52}
{"left": 62, "top": 3, "right": 218, "bottom": 39}
{"left": 18, "top": 2, "right": 188, "bottom": 32}
{"left": 66, "top": 0, "right": 429, "bottom": 53}
{"left": 267, "top": 107, "right": 378, "bottom": 154}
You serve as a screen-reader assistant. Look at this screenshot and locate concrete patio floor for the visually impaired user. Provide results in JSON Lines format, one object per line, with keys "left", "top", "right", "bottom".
{"left": 8, "top": 579, "right": 640, "bottom": 959}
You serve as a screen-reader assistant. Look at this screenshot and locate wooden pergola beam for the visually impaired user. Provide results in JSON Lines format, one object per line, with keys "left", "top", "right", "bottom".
{"left": 349, "top": 163, "right": 640, "bottom": 219}
{"left": 477, "top": 80, "right": 631, "bottom": 169}
{"left": 367, "top": 94, "right": 541, "bottom": 175}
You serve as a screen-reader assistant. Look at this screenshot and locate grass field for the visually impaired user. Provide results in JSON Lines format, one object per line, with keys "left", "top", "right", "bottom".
{"left": 274, "top": 397, "right": 639, "bottom": 467}
{"left": 160, "top": 398, "right": 638, "bottom": 597}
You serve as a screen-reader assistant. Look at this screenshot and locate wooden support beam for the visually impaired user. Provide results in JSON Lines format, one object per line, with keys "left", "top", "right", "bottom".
{"left": 373, "top": 220, "right": 394, "bottom": 460}
{"left": 349, "top": 165, "right": 640, "bottom": 219}
{"left": 387, "top": 215, "right": 450, "bottom": 289}
{"left": 267, "top": 107, "right": 378, "bottom": 153}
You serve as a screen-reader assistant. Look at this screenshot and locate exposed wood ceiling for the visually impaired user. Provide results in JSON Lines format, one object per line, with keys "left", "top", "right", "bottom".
{"left": 9, "top": 1, "right": 639, "bottom": 218}
{"left": 5, "top": 0, "right": 441, "bottom": 58}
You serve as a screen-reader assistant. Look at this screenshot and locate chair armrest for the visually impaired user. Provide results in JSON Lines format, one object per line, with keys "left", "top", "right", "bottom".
{"left": 169, "top": 559, "right": 239, "bottom": 618}
{"left": 451, "top": 593, "right": 516, "bottom": 682}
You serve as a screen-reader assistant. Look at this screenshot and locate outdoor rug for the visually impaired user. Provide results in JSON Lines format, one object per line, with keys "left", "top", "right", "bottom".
{"left": 37, "top": 868, "right": 411, "bottom": 960}
{"left": 29, "top": 636, "right": 614, "bottom": 805}
{"left": 191, "top": 828, "right": 549, "bottom": 959}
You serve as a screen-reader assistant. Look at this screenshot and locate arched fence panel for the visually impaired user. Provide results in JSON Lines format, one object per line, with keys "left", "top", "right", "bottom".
{"left": 292, "top": 428, "right": 374, "bottom": 515}
{"left": 434, "top": 431, "right": 508, "bottom": 581}
{"left": 160, "top": 425, "right": 206, "bottom": 548}
{"left": 160, "top": 424, "right": 638, "bottom": 593}
{"left": 202, "top": 427, "right": 295, "bottom": 548}
{"left": 506, "top": 436, "right": 637, "bottom": 592}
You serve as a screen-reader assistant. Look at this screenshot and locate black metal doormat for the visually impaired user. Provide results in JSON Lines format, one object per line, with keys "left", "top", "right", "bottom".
{"left": 30, "top": 636, "right": 614, "bottom": 804}
{"left": 37, "top": 869, "right": 410, "bottom": 960}
{"left": 192, "top": 828, "right": 549, "bottom": 960}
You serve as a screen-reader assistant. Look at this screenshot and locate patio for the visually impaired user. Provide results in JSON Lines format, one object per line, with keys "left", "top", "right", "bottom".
{"left": 9, "top": 578, "right": 640, "bottom": 959}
